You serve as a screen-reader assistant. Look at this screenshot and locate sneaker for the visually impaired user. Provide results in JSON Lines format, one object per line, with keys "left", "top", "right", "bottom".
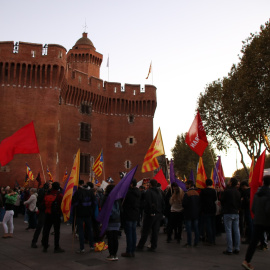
{"left": 106, "top": 255, "right": 115, "bottom": 261}
{"left": 89, "top": 246, "right": 95, "bottom": 251}
{"left": 113, "top": 256, "right": 118, "bottom": 261}
{"left": 76, "top": 249, "right": 85, "bottom": 254}
{"left": 223, "top": 250, "right": 233, "bottom": 255}
{"left": 24, "top": 221, "right": 28, "bottom": 224}
{"left": 233, "top": 249, "right": 240, "bottom": 254}
{"left": 54, "top": 247, "right": 65, "bottom": 253}
{"left": 147, "top": 247, "right": 156, "bottom": 252}
{"left": 242, "top": 260, "right": 254, "bottom": 270}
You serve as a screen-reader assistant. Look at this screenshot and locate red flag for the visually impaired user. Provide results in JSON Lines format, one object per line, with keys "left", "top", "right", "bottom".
{"left": 0, "top": 121, "right": 39, "bottom": 166}
{"left": 250, "top": 150, "right": 266, "bottom": 218}
{"left": 185, "top": 112, "right": 208, "bottom": 156}
{"left": 153, "top": 169, "right": 168, "bottom": 190}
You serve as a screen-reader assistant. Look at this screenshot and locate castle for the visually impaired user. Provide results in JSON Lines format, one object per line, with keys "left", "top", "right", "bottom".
{"left": 0, "top": 33, "right": 157, "bottom": 187}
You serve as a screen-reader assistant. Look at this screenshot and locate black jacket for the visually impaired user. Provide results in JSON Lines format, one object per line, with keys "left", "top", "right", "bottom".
{"left": 122, "top": 186, "right": 141, "bottom": 221}
{"left": 72, "top": 187, "right": 96, "bottom": 218}
{"left": 252, "top": 186, "right": 270, "bottom": 226}
{"left": 143, "top": 187, "right": 164, "bottom": 216}
{"left": 200, "top": 187, "right": 217, "bottom": 215}
{"left": 182, "top": 188, "right": 200, "bottom": 220}
{"left": 221, "top": 187, "right": 241, "bottom": 214}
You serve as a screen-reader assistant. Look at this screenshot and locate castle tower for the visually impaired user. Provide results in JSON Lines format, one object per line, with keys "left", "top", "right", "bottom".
{"left": 0, "top": 33, "right": 157, "bottom": 187}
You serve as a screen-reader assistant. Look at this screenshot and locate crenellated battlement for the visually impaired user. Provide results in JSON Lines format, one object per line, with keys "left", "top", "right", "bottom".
{"left": 0, "top": 41, "right": 66, "bottom": 89}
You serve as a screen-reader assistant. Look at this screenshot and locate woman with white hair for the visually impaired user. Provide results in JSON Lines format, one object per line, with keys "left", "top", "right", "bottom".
{"left": 24, "top": 188, "right": 38, "bottom": 230}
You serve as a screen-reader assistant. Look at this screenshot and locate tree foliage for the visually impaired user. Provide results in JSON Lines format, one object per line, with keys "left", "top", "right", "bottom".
{"left": 171, "top": 133, "right": 217, "bottom": 179}
{"left": 197, "top": 20, "right": 270, "bottom": 176}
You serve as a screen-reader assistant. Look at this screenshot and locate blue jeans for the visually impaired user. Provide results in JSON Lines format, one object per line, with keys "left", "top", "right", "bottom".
{"left": 77, "top": 216, "right": 94, "bottom": 250}
{"left": 223, "top": 214, "right": 240, "bottom": 252}
{"left": 124, "top": 220, "right": 137, "bottom": 254}
{"left": 185, "top": 219, "right": 199, "bottom": 246}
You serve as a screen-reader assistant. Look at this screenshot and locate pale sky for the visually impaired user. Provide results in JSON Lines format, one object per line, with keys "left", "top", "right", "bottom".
{"left": 1, "top": 0, "right": 269, "bottom": 176}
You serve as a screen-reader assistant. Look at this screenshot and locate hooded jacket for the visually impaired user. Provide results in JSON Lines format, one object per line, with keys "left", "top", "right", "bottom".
{"left": 252, "top": 185, "right": 270, "bottom": 226}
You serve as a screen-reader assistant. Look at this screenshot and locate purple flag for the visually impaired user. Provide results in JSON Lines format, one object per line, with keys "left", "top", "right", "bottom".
{"left": 96, "top": 165, "right": 138, "bottom": 236}
{"left": 170, "top": 159, "right": 187, "bottom": 191}
{"left": 189, "top": 169, "right": 195, "bottom": 184}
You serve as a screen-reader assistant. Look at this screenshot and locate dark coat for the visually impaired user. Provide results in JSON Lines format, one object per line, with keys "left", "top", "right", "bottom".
{"left": 143, "top": 187, "right": 164, "bottom": 216}
{"left": 252, "top": 186, "right": 270, "bottom": 226}
{"left": 221, "top": 187, "right": 241, "bottom": 214}
{"left": 200, "top": 187, "right": 217, "bottom": 215}
{"left": 72, "top": 187, "right": 96, "bottom": 218}
{"left": 182, "top": 188, "right": 200, "bottom": 220}
{"left": 122, "top": 187, "right": 141, "bottom": 221}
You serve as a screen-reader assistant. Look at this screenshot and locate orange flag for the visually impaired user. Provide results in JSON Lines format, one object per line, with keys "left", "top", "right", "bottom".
{"left": 142, "top": 128, "right": 165, "bottom": 172}
{"left": 61, "top": 149, "right": 80, "bottom": 222}
{"left": 196, "top": 157, "right": 207, "bottom": 189}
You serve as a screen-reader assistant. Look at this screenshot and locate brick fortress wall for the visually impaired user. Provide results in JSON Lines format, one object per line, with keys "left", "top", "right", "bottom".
{"left": 0, "top": 33, "right": 156, "bottom": 187}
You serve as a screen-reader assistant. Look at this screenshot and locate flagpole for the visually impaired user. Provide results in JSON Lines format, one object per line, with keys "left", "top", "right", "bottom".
{"left": 107, "top": 54, "right": 109, "bottom": 82}
{"left": 152, "top": 61, "right": 153, "bottom": 85}
{"left": 39, "top": 154, "right": 47, "bottom": 183}
{"left": 210, "top": 149, "right": 220, "bottom": 187}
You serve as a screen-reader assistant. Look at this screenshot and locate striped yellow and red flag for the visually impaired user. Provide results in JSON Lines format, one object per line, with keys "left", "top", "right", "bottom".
{"left": 196, "top": 157, "right": 207, "bottom": 189}
{"left": 26, "top": 163, "right": 34, "bottom": 181}
{"left": 61, "top": 149, "right": 80, "bottom": 222}
{"left": 142, "top": 128, "right": 165, "bottom": 172}
{"left": 248, "top": 155, "right": 254, "bottom": 184}
{"left": 92, "top": 150, "right": 104, "bottom": 177}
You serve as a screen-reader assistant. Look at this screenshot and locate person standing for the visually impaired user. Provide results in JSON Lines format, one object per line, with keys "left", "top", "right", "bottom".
{"left": 136, "top": 179, "right": 164, "bottom": 252}
{"left": 121, "top": 179, "right": 141, "bottom": 257}
{"left": 166, "top": 182, "right": 184, "bottom": 243}
{"left": 24, "top": 188, "right": 38, "bottom": 230}
{"left": 31, "top": 182, "right": 51, "bottom": 248}
{"left": 42, "top": 182, "right": 64, "bottom": 253}
{"left": 200, "top": 179, "right": 217, "bottom": 245}
{"left": 72, "top": 180, "right": 96, "bottom": 254}
{"left": 182, "top": 180, "right": 201, "bottom": 247}
{"left": 2, "top": 189, "right": 18, "bottom": 238}
{"left": 221, "top": 177, "right": 241, "bottom": 255}
{"left": 242, "top": 175, "right": 270, "bottom": 270}
{"left": 101, "top": 184, "right": 121, "bottom": 261}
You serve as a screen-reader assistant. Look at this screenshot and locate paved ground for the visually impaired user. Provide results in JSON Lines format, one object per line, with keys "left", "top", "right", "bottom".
{"left": 0, "top": 215, "right": 268, "bottom": 270}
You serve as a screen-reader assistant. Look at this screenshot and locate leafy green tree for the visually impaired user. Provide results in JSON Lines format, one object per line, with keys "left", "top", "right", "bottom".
{"left": 171, "top": 133, "right": 217, "bottom": 179}
{"left": 197, "top": 20, "right": 270, "bottom": 177}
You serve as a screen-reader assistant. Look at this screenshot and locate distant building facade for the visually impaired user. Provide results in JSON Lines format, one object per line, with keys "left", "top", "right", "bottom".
{"left": 0, "top": 33, "right": 156, "bottom": 187}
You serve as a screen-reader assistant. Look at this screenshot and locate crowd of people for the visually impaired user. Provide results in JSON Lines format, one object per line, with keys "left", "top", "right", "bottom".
{"left": 0, "top": 175, "right": 269, "bottom": 270}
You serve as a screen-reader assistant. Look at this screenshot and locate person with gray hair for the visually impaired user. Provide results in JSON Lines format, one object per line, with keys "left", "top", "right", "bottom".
{"left": 24, "top": 188, "right": 38, "bottom": 230}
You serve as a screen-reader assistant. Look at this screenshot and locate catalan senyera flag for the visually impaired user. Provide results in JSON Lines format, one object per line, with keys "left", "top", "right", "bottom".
{"left": 26, "top": 163, "right": 34, "bottom": 181}
{"left": 214, "top": 156, "right": 226, "bottom": 188}
{"left": 145, "top": 61, "right": 152, "bottom": 79}
{"left": 62, "top": 169, "right": 68, "bottom": 183}
{"left": 61, "top": 149, "right": 80, "bottom": 222}
{"left": 263, "top": 131, "right": 270, "bottom": 149}
{"left": 92, "top": 150, "right": 104, "bottom": 177}
{"left": 196, "top": 157, "right": 207, "bottom": 189}
{"left": 141, "top": 128, "right": 165, "bottom": 172}
{"left": 0, "top": 121, "right": 39, "bottom": 166}
{"left": 248, "top": 155, "right": 254, "bottom": 184}
{"left": 47, "top": 167, "right": 53, "bottom": 181}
